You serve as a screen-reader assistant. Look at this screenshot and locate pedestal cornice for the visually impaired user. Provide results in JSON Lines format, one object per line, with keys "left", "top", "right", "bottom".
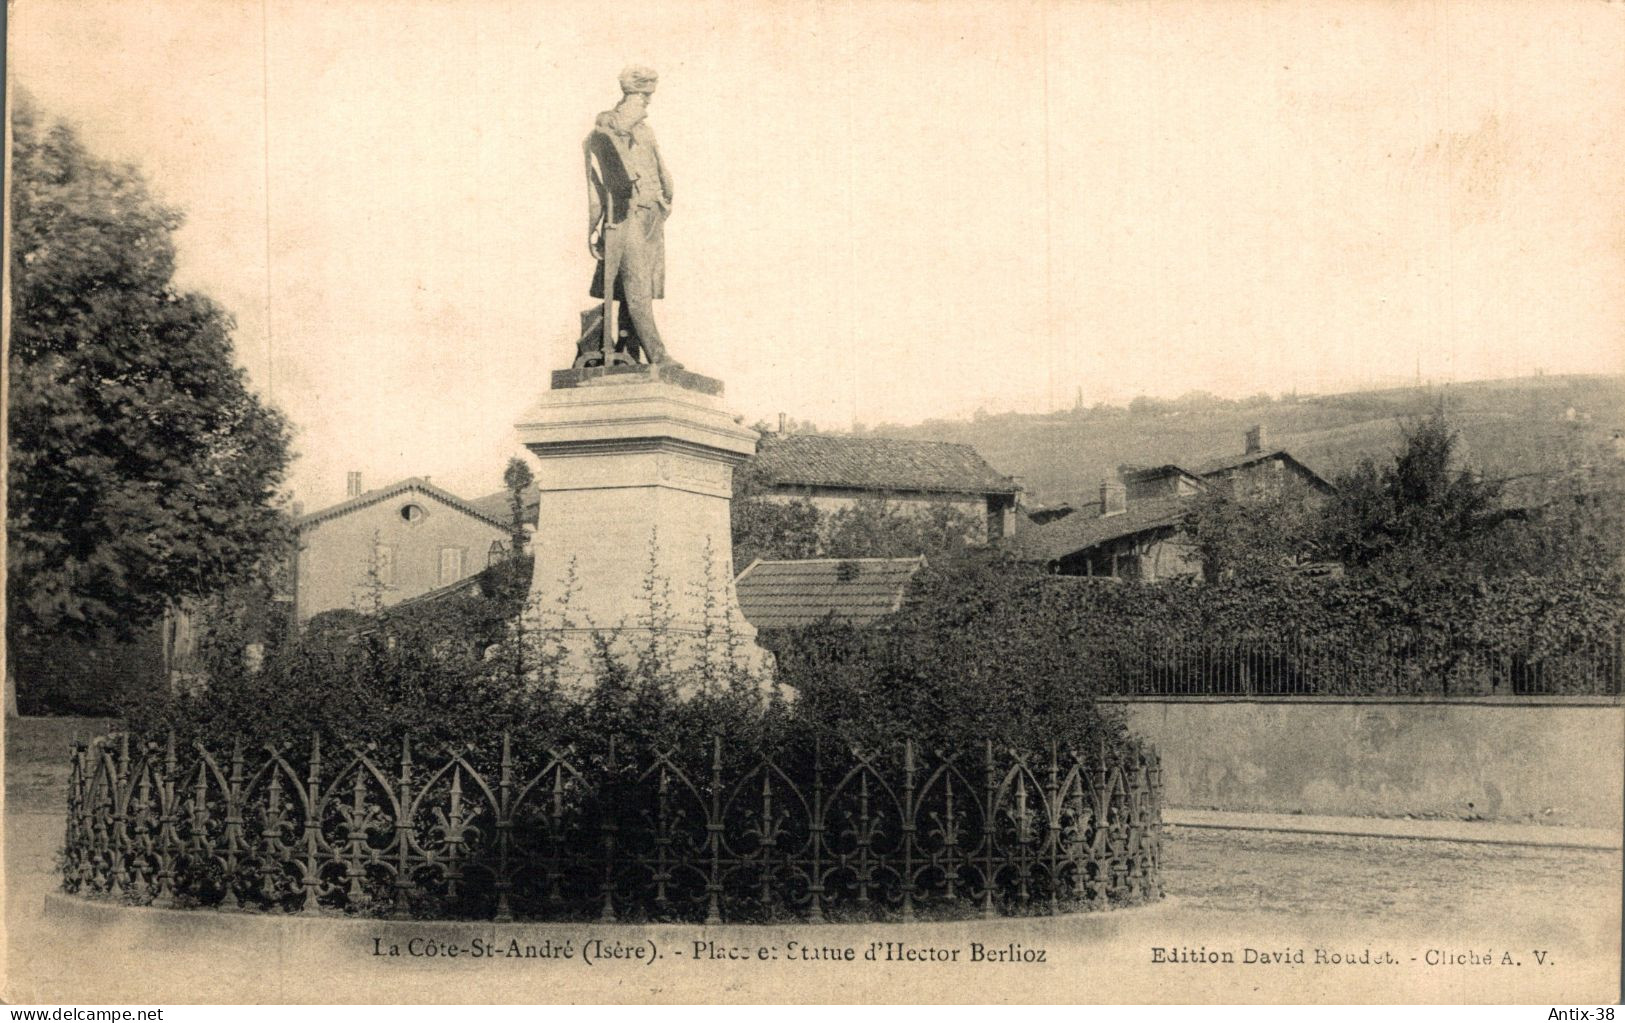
{"left": 516, "top": 375, "right": 759, "bottom": 458}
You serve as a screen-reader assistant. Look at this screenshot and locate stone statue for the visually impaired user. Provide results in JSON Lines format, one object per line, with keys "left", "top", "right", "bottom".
{"left": 576, "top": 65, "right": 677, "bottom": 369}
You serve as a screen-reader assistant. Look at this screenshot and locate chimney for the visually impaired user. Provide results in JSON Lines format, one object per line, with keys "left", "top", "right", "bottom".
{"left": 291, "top": 500, "right": 305, "bottom": 518}
{"left": 1101, "top": 478, "right": 1127, "bottom": 517}
{"left": 778, "top": 412, "right": 788, "bottom": 435}
{"left": 346, "top": 471, "right": 363, "bottom": 498}
{"left": 1244, "top": 425, "right": 1265, "bottom": 455}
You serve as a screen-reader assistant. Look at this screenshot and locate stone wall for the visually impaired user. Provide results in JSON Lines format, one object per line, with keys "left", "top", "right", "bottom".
{"left": 1107, "top": 696, "right": 1624, "bottom": 827}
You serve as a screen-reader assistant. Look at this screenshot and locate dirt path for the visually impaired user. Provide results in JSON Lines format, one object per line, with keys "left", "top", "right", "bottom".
{"left": 1164, "top": 826, "right": 1622, "bottom": 924}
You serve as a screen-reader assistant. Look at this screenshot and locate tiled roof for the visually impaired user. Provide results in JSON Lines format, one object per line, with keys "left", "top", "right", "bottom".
{"left": 1023, "top": 502, "right": 1079, "bottom": 525}
{"left": 1192, "top": 450, "right": 1333, "bottom": 490}
{"left": 296, "top": 477, "right": 512, "bottom": 532}
{"left": 734, "top": 557, "right": 926, "bottom": 630}
{"left": 390, "top": 556, "right": 532, "bottom": 612}
{"left": 751, "top": 435, "right": 1018, "bottom": 496}
{"left": 1041, "top": 497, "right": 1104, "bottom": 519}
{"left": 1122, "top": 464, "right": 1206, "bottom": 485}
{"left": 391, "top": 573, "right": 485, "bottom": 610}
{"left": 1002, "top": 496, "right": 1188, "bottom": 564}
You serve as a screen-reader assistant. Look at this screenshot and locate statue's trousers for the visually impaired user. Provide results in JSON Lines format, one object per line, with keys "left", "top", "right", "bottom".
{"left": 594, "top": 204, "right": 669, "bottom": 363}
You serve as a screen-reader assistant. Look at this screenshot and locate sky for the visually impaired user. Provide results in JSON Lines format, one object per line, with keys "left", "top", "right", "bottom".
{"left": 11, "top": 0, "right": 1625, "bottom": 509}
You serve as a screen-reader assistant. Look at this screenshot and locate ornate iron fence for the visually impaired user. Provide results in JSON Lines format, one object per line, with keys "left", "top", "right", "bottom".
{"left": 1097, "top": 626, "right": 1623, "bottom": 697}
{"left": 62, "top": 732, "right": 1162, "bottom": 923}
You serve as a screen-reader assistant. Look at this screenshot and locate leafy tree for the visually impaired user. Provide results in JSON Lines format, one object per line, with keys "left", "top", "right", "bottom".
{"left": 502, "top": 456, "right": 535, "bottom": 554}
{"left": 730, "top": 451, "right": 990, "bottom": 571}
{"left": 1481, "top": 425, "right": 1625, "bottom": 585}
{"left": 823, "top": 496, "right": 913, "bottom": 559}
{"left": 8, "top": 97, "right": 292, "bottom": 663}
{"left": 1319, "top": 406, "right": 1507, "bottom": 581}
{"left": 748, "top": 416, "right": 820, "bottom": 436}
{"left": 1181, "top": 476, "right": 1326, "bottom": 583}
{"left": 729, "top": 461, "right": 822, "bottom": 573}
{"left": 824, "top": 495, "right": 984, "bottom": 561}
{"left": 773, "top": 553, "right": 1131, "bottom": 751}
{"left": 1172, "top": 389, "right": 1229, "bottom": 410}
{"left": 912, "top": 498, "right": 990, "bottom": 557}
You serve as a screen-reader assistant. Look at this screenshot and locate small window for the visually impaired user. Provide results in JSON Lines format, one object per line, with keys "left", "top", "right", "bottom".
{"left": 400, "top": 503, "right": 426, "bottom": 523}
{"left": 439, "top": 547, "right": 466, "bottom": 585}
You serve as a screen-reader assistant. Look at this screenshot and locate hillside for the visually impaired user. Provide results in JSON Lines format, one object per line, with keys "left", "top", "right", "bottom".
{"left": 861, "top": 375, "right": 1625, "bottom": 507}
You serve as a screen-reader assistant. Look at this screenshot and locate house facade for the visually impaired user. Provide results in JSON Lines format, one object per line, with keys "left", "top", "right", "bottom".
{"left": 1006, "top": 426, "right": 1331, "bottom": 581}
{"left": 293, "top": 476, "right": 513, "bottom": 622}
{"left": 1193, "top": 425, "right": 1336, "bottom": 498}
{"left": 746, "top": 434, "right": 1022, "bottom": 543}
{"left": 1118, "top": 464, "right": 1207, "bottom": 502}
{"left": 1006, "top": 482, "right": 1203, "bottom": 581}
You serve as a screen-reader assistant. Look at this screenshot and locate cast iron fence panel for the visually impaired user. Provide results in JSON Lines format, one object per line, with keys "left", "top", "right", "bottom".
{"left": 63, "top": 732, "right": 1162, "bottom": 922}
{"left": 1096, "top": 625, "right": 1623, "bottom": 696}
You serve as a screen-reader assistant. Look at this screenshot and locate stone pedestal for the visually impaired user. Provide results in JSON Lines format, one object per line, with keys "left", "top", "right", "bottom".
{"left": 515, "top": 364, "right": 770, "bottom": 690}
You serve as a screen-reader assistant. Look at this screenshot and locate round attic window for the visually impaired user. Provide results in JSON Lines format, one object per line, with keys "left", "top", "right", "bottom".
{"left": 400, "top": 503, "right": 426, "bottom": 523}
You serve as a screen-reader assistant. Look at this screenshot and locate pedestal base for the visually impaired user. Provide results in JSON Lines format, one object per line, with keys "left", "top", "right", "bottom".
{"left": 515, "top": 365, "right": 773, "bottom": 694}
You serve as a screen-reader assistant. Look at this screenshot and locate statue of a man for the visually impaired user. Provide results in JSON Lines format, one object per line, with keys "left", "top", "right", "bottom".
{"left": 582, "top": 65, "right": 676, "bottom": 367}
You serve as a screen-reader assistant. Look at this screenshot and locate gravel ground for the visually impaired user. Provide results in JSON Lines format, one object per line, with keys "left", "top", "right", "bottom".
{"left": 1163, "top": 826, "right": 1623, "bottom": 926}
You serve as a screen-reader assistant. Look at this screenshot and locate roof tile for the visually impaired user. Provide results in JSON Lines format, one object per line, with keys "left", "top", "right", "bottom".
{"left": 751, "top": 435, "right": 1018, "bottom": 495}
{"left": 734, "top": 557, "right": 926, "bottom": 629}
{"left": 1192, "top": 450, "right": 1333, "bottom": 489}
{"left": 1002, "top": 496, "right": 1188, "bottom": 563}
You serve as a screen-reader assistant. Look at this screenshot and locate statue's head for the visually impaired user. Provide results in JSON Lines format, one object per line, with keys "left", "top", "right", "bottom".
{"left": 618, "top": 65, "right": 659, "bottom": 98}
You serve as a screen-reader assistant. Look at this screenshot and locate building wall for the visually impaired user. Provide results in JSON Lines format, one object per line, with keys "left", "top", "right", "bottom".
{"left": 1143, "top": 536, "right": 1203, "bottom": 580}
{"left": 1207, "top": 456, "right": 1330, "bottom": 500}
{"left": 295, "top": 493, "right": 510, "bottom": 621}
{"left": 1124, "top": 473, "right": 1203, "bottom": 502}
{"left": 1055, "top": 531, "right": 1202, "bottom": 581}
{"left": 757, "top": 487, "right": 1014, "bottom": 543}
{"left": 1107, "top": 696, "right": 1624, "bottom": 827}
